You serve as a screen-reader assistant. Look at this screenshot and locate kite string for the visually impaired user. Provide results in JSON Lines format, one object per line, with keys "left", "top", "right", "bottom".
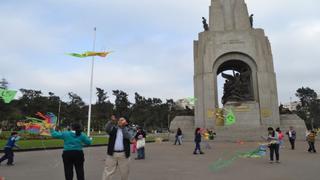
{"left": 209, "top": 147, "right": 265, "bottom": 172}
{"left": 40, "top": 135, "right": 61, "bottom": 168}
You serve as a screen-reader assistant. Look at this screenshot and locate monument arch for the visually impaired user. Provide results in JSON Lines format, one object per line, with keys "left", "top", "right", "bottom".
{"left": 213, "top": 52, "right": 258, "bottom": 107}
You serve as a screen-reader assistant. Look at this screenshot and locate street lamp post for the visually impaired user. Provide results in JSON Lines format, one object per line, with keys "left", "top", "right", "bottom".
{"left": 57, "top": 100, "right": 61, "bottom": 126}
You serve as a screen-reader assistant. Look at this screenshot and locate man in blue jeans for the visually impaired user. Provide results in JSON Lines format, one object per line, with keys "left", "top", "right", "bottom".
{"left": 0, "top": 132, "right": 20, "bottom": 166}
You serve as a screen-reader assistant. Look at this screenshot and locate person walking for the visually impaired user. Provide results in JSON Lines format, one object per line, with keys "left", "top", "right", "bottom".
{"left": 51, "top": 123, "right": 92, "bottom": 180}
{"left": 203, "top": 129, "right": 211, "bottom": 149}
{"left": 286, "top": 126, "right": 296, "bottom": 150}
{"left": 174, "top": 128, "right": 183, "bottom": 145}
{"left": 267, "top": 127, "right": 280, "bottom": 163}
{"left": 307, "top": 130, "right": 317, "bottom": 153}
{"left": 102, "top": 116, "right": 134, "bottom": 180}
{"left": 193, "top": 128, "right": 204, "bottom": 155}
{"left": 0, "top": 132, "right": 20, "bottom": 166}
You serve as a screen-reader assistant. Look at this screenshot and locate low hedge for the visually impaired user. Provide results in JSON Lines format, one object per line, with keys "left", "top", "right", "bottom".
{"left": 0, "top": 134, "right": 169, "bottom": 151}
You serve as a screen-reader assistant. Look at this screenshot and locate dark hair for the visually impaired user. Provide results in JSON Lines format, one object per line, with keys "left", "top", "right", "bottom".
{"left": 268, "top": 127, "right": 275, "bottom": 137}
{"left": 276, "top": 127, "right": 281, "bottom": 132}
{"left": 11, "top": 132, "right": 18, "bottom": 136}
{"left": 195, "top": 128, "right": 201, "bottom": 135}
{"left": 111, "top": 114, "right": 117, "bottom": 118}
{"left": 71, "top": 123, "right": 82, "bottom": 136}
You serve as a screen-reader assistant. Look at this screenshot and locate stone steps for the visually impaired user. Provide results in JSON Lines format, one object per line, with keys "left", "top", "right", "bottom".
{"left": 169, "top": 114, "right": 307, "bottom": 141}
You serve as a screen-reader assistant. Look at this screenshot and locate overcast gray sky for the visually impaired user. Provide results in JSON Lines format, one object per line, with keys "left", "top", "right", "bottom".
{"left": 0, "top": 0, "right": 319, "bottom": 104}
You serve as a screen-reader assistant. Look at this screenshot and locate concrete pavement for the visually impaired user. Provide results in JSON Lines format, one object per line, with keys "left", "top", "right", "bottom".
{"left": 1, "top": 141, "right": 319, "bottom": 180}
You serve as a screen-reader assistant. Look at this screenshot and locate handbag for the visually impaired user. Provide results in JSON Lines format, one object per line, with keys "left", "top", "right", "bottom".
{"left": 136, "top": 138, "right": 146, "bottom": 149}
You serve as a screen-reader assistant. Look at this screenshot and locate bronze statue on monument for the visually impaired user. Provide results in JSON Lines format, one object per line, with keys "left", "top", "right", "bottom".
{"left": 202, "top": 17, "right": 209, "bottom": 31}
{"left": 221, "top": 69, "right": 254, "bottom": 105}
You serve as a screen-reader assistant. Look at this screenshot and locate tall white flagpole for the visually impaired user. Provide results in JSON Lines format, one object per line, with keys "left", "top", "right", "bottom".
{"left": 87, "top": 27, "right": 97, "bottom": 137}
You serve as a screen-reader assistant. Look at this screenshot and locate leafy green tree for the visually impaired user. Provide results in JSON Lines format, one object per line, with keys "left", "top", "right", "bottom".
{"left": 96, "top": 87, "right": 108, "bottom": 104}
{"left": 92, "top": 88, "right": 114, "bottom": 131}
{"left": 113, "top": 90, "right": 131, "bottom": 118}
{"left": 18, "top": 89, "right": 47, "bottom": 116}
{"left": 62, "top": 92, "right": 87, "bottom": 127}
{"left": 296, "top": 87, "right": 319, "bottom": 129}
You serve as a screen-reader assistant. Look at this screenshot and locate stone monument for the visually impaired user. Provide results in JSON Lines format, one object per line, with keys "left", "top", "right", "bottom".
{"left": 170, "top": 0, "right": 306, "bottom": 141}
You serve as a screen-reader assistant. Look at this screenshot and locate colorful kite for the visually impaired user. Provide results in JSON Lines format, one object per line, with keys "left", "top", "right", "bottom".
{"left": 239, "top": 144, "right": 268, "bottom": 158}
{"left": 0, "top": 88, "right": 17, "bottom": 103}
{"left": 209, "top": 144, "right": 267, "bottom": 172}
{"left": 17, "top": 112, "right": 57, "bottom": 136}
{"left": 67, "top": 51, "right": 112, "bottom": 58}
{"left": 209, "top": 153, "right": 239, "bottom": 172}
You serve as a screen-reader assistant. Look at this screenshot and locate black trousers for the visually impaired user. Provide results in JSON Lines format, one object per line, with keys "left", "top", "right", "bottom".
{"left": 308, "top": 142, "right": 316, "bottom": 152}
{"left": 62, "top": 150, "right": 85, "bottom": 180}
{"left": 289, "top": 138, "right": 295, "bottom": 150}
{"left": 269, "top": 144, "right": 280, "bottom": 161}
{"left": 0, "top": 147, "right": 14, "bottom": 165}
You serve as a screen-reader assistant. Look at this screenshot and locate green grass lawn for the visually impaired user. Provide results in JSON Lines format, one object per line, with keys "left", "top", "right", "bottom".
{"left": 0, "top": 136, "right": 108, "bottom": 150}
{"left": 0, "top": 134, "right": 168, "bottom": 150}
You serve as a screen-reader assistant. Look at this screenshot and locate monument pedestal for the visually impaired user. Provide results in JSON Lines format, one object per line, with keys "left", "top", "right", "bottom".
{"left": 169, "top": 116, "right": 195, "bottom": 141}
{"left": 280, "top": 114, "right": 308, "bottom": 140}
{"left": 169, "top": 114, "right": 307, "bottom": 142}
{"left": 223, "top": 101, "right": 261, "bottom": 127}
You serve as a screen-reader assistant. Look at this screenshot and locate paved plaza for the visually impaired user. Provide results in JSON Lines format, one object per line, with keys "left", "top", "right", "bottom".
{"left": 1, "top": 141, "right": 319, "bottom": 180}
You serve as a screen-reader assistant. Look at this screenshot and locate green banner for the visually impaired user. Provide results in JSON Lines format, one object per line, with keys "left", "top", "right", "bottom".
{"left": 0, "top": 88, "right": 17, "bottom": 103}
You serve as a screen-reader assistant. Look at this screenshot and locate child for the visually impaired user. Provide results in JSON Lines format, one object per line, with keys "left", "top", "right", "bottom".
{"left": 131, "top": 140, "right": 137, "bottom": 153}
{"left": 307, "top": 130, "right": 317, "bottom": 153}
{"left": 193, "top": 128, "right": 204, "bottom": 155}
{"left": 0, "top": 132, "right": 20, "bottom": 166}
{"left": 135, "top": 127, "right": 146, "bottom": 160}
{"left": 267, "top": 127, "right": 280, "bottom": 163}
{"left": 276, "top": 128, "right": 284, "bottom": 148}
{"left": 203, "top": 129, "right": 211, "bottom": 149}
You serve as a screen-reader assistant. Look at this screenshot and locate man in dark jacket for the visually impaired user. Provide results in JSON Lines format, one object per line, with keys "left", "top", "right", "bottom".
{"left": 193, "top": 128, "right": 204, "bottom": 155}
{"left": 286, "top": 126, "right": 296, "bottom": 150}
{"left": 102, "top": 116, "right": 134, "bottom": 180}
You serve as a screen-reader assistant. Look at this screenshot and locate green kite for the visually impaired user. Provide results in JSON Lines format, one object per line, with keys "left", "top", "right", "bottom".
{"left": 225, "top": 108, "right": 236, "bottom": 125}
{"left": 186, "top": 97, "right": 198, "bottom": 105}
{"left": 0, "top": 88, "right": 17, "bottom": 103}
{"left": 67, "top": 51, "right": 112, "bottom": 58}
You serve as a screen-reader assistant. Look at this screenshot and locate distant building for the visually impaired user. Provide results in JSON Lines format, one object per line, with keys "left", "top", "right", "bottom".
{"left": 283, "top": 101, "right": 300, "bottom": 111}
{"left": 175, "top": 99, "right": 195, "bottom": 110}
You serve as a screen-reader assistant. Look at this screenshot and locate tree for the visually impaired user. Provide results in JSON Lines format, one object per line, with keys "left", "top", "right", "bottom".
{"left": 0, "top": 86, "right": 179, "bottom": 131}
{"left": 92, "top": 88, "right": 114, "bottom": 131}
{"left": 0, "top": 78, "right": 9, "bottom": 89}
{"left": 130, "top": 93, "right": 149, "bottom": 127}
{"left": 96, "top": 87, "right": 108, "bottom": 104}
{"left": 18, "top": 89, "right": 47, "bottom": 115}
{"left": 113, "top": 90, "right": 131, "bottom": 118}
{"left": 62, "top": 92, "right": 87, "bottom": 127}
{"left": 296, "top": 87, "right": 319, "bottom": 129}
{"left": 130, "top": 93, "right": 176, "bottom": 131}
